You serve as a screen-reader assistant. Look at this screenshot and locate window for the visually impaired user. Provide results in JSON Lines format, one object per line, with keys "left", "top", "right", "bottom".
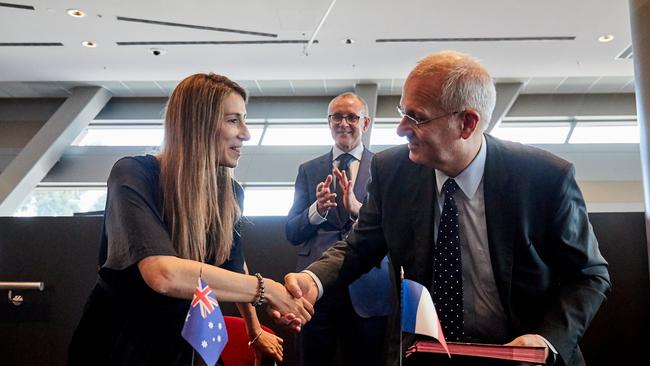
{"left": 491, "top": 122, "right": 571, "bottom": 144}
{"left": 569, "top": 122, "right": 639, "bottom": 144}
{"left": 72, "top": 126, "right": 164, "bottom": 146}
{"left": 261, "top": 126, "right": 332, "bottom": 146}
{"left": 493, "top": 117, "right": 639, "bottom": 145}
{"left": 14, "top": 185, "right": 297, "bottom": 217}
{"left": 242, "top": 186, "right": 295, "bottom": 216}
{"left": 15, "top": 187, "right": 107, "bottom": 217}
{"left": 370, "top": 124, "right": 407, "bottom": 145}
{"left": 244, "top": 125, "right": 265, "bottom": 146}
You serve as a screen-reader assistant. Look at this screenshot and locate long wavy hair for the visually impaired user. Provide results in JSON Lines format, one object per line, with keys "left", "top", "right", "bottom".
{"left": 159, "top": 73, "right": 246, "bottom": 265}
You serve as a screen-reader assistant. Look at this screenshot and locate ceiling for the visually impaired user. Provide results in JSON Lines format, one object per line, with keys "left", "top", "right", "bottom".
{"left": 0, "top": 0, "right": 635, "bottom": 96}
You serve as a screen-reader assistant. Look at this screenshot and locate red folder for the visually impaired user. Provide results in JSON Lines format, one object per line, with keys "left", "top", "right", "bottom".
{"left": 406, "top": 340, "right": 546, "bottom": 364}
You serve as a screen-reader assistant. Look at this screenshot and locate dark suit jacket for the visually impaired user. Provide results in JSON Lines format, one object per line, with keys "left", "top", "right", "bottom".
{"left": 307, "top": 135, "right": 611, "bottom": 366}
{"left": 286, "top": 147, "right": 393, "bottom": 317}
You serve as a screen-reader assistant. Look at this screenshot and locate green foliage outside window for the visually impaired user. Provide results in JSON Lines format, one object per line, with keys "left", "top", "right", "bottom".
{"left": 15, "top": 190, "right": 107, "bottom": 217}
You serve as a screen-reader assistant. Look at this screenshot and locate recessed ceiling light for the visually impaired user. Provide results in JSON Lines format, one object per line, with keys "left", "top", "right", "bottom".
{"left": 67, "top": 9, "right": 85, "bottom": 17}
{"left": 82, "top": 40, "right": 97, "bottom": 48}
{"left": 66, "top": 9, "right": 86, "bottom": 18}
{"left": 341, "top": 38, "right": 355, "bottom": 45}
{"left": 598, "top": 34, "right": 614, "bottom": 43}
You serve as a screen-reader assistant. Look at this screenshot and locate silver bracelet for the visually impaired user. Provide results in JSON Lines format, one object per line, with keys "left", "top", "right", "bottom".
{"left": 247, "top": 329, "right": 263, "bottom": 347}
{"left": 251, "top": 273, "right": 266, "bottom": 307}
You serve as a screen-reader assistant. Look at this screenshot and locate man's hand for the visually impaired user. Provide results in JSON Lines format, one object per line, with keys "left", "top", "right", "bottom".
{"left": 265, "top": 273, "right": 319, "bottom": 332}
{"left": 284, "top": 272, "right": 319, "bottom": 306}
{"left": 264, "top": 279, "right": 314, "bottom": 333}
{"left": 316, "top": 175, "right": 337, "bottom": 216}
{"left": 505, "top": 334, "right": 550, "bottom": 361}
{"left": 333, "top": 168, "right": 361, "bottom": 217}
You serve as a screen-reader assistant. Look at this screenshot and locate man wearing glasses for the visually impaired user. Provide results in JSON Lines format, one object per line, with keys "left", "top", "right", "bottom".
{"left": 286, "top": 92, "right": 392, "bottom": 366}
{"left": 283, "top": 51, "right": 610, "bottom": 366}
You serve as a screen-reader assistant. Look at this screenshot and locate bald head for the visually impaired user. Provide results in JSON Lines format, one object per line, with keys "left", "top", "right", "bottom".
{"left": 408, "top": 51, "right": 496, "bottom": 128}
{"left": 328, "top": 92, "right": 369, "bottom": 116}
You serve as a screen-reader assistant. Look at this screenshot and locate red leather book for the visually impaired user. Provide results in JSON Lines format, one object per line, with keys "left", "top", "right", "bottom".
{"left": 406, "top": 340, "right": 546, "bottom": 364}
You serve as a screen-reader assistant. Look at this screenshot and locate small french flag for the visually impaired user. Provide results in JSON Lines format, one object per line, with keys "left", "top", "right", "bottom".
{"left": 401, "top": 278, "right": 450, "bottom": 356}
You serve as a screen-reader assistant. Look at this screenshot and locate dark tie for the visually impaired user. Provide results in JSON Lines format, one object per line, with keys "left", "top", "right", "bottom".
{"left": 335, "top": 153, "right": 355, "bottom": 223}
{"left": 433, "top": 178, "right": 464, "bottom": 341}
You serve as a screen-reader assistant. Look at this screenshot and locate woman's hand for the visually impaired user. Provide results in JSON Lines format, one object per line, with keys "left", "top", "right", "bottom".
{"left": 264, "top": 278, "right": 314, "bottom": 329}
{"left": 250, "top": 329, "right": 283, "bottom": 364}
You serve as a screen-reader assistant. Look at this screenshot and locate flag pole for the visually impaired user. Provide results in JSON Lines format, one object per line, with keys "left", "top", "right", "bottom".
{"left": 400, "top": 266, "right": 404, "bottom": 366}
{"left": 193, "top": 266, "right": 202, "bottom": 366}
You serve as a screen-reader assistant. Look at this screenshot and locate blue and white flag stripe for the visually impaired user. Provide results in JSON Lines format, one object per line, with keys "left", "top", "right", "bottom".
{"left": 401, "top": 278, "right": 449, "bottom": 355}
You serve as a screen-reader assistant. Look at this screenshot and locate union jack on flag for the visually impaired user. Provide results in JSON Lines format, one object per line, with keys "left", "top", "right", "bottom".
{"left": 182, "top": 277, "right": 228, "bottom": 366}
{"left": 191, "top": 279, "right": 220, "bottom": 318}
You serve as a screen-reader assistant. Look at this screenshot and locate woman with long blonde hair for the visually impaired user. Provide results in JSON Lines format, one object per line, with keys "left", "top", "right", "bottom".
{"left": 69, "top": 73, "right": 311, "bottom": 365}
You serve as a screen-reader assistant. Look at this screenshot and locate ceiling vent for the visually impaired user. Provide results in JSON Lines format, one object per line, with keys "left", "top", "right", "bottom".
{"left": 616, "top": 45, "right": 633, "bottom": 60}
{"left": 116, "top": 16, "right": 277, "bottom": 38}
{"left": 117, "top": 40, "right": 316, "bottom": 46}
{"left": 0, "top": 42, "right": 63, "bottom": 46}
{"left": 0, "top": 2, "right": 34, "bottom": 10}
{"left": 376, "top": 36, "right": 575, "bottom": 43}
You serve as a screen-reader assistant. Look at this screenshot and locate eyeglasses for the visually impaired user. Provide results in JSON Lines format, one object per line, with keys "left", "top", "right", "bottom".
{"left": 396, "top": 105, "right": 460, "bottom": 126}
{"left": 328, "top": 113, "right": 362, "bottom": 125}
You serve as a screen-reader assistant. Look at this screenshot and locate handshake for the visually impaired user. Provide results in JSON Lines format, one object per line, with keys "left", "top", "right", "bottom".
{"left": 260, "top": 272, "right": 320, "bottom": 332}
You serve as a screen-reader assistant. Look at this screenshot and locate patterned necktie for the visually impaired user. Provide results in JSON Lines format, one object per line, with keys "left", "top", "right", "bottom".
{"left": 433, "top": 178, "right": 464, "bottom": 341}
{"left": 335, "top": 153, "right": 355, "bottom": 223}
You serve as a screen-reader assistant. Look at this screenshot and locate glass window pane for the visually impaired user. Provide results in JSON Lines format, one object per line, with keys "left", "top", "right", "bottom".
{"left": 73, "top": 127, "right": 164, "bottom": 146}
{"left": 14, "top": 188, "right": 107, "bottom": 217}
{"left": 491, "top": 123, "right": 571, "bottom": 144}
{"left": 15, "top": 186, "right": 296, "bottom": 216}
{"left": 243, "top": 126, "right": 264, "bottom": 146}
{"left": 261, "top": 126, "right": 332, "bottom": 146}
{"left": 266, "top": 118, "right": 327, "bottom": 124}
{"left": 569, "top": 123, "right": 639, "bottom": 144}
{"left": 243, "top": 187, "right": 295, "bottom": 216}
{"left": 370, "top": 125, "right": 407, "bottom": 145}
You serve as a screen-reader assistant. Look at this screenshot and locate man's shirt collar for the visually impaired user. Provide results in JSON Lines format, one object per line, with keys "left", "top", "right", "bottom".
{"left": 436, "top": 135, "right": 487, "bottom": 199}
{"left": 332, "top": 144, "right": 364, "bottom": 162}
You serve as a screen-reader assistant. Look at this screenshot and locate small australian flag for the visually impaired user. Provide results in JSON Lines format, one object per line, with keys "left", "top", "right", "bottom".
{"left": 181, "top": 277, "right": 228, "bottom": 366}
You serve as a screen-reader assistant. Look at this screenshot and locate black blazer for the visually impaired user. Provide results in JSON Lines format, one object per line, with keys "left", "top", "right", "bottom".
{"left": 308, "top": 134, "right": 611, "bottom": 366}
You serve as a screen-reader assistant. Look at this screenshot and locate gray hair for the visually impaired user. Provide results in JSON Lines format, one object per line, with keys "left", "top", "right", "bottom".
{"left": 413, "top": 51, "right": 496, "bottom": 129}
{"left": 328, "top": 92, "right": 369, "bottom": 116}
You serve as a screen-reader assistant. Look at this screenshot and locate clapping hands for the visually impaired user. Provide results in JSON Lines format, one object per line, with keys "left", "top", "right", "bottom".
{"left": 332, "top": 168, "right": 361, "bottom": 217}
{"left": 315, "top": 174, "right": 336, "bottom": 216}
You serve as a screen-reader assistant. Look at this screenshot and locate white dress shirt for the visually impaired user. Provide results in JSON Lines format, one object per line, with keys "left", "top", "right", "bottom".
{"left": 434, "top": 135, "right": 509, "bottom": 342}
